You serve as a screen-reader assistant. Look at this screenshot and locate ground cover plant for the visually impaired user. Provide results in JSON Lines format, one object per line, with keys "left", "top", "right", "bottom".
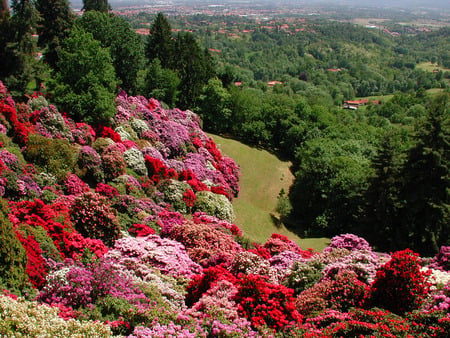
{"left": 0, "top": 80, "right": 449, "bottom": 337}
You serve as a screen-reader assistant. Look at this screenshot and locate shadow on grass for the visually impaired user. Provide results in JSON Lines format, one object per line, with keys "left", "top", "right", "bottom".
{"left": 270, "top": 213, "right": 282, "bottom": 229}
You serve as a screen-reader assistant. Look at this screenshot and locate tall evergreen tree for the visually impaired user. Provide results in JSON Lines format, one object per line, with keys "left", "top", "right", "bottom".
{"left": 145, "top": 12, "right": 174, "bottom": 69}
{"left": 36, "top": 0, "right": 74, "bottom": 69}
{"left": 400, "top": 93, "right": 449, "bottom": 255}
{"left": 173, "top": 32, "right": 215, "bottom": 110}
{"left": 361, "top": 131, "right": 407, "bottom": 251}
{"left": 76, "top": 11, "right": 144, "bottom": 94}
{"left": 1, "top": 0, "right": 40, "bottom": 95}
{"left": 82, "top": 0, "right": 110, "bottom": 13}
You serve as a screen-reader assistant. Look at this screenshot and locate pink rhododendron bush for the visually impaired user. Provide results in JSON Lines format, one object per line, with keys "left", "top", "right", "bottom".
{"left": 0, "top": 82, "right": 449, "bottom": 337}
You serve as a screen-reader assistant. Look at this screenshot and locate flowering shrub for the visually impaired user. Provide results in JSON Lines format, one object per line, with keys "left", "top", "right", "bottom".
{"left": 71, "top": 122, "right": 95, "bottom": 145}
{"left": 230, "top": 251, "right": 273, "bottom": 279}
{"left": 285, "top": 260, "right": 323, "bottom": 296}
{"left": 108, "top": 235, "right": 202, "bottom": 279}
{"left": 185, "top": 265, "right": 238, "bottom": 307}
{"left": 15, "top": 231, "right": 48, "bottom": 288}
{"left": 323, "top": 233, "right": 372, "bottom": 253}
{"left": 101, "top": 150, "right": 127, "bottom": 181}
{"left": 63, "top": 173, "right": 88, "bottom": 195}
{"left": 425, "top": 281, "right": 450, "bottom": 312}
{"left": 320, "top": 249, "right": 381, "bottom": 284}
{"left": 34, "top": 105, "right": 72, "bottom": 140}
{"left": 158, "top": 179, "right": 192, "bottom": 213}
{"left": 234, "top": 273, "right": 303, "bottom": 330}
{"left": 262, "top": 233, "right": 315, "bottom": 259}
{"left": 70, "top": 192, "right": 121, "bottom": 247}
{"left": 193, "top": 212, "right": 242, "bottom": 237}
{"left": 368, "top": 249, "right": 430, "bottom": 314}
{"left": 27, "top": 95, "right": 49, "bottom": 112}
{"left": 95, "top": 182, "right": 119, "bottom": 199}
{"left": 123, "top": 147, "right": 147, "bottom": 175}
{"left": 5, "top": 83, "right": 449, "bottom": 337}
{"left": 96, "top": 125, "right": 122, "bottom": 143}
{"left": 324, "top": 270, "right": 368, "bottom": 312}
{"left": 0, "top": 101, "right": 34, "bottom": 145}
{"left": 430, "top": 246, "right": 450, "bottom": 272}
{"left": 182, "top": 189, "right": 196, "bottom": 209}
{"left": 194, "top": 190, "right": 235, "bottom": 222}
{"left": 128, "top": 223, "right": 156, "bottom": 237}
{"left": 77, "top": 145, "right": 104, "bottom": 183}
{"left": 0, "top": 294, "right": 112, "bottom": 337}
{"left": 166, "top": 220, "right": 241, "bottom": 267}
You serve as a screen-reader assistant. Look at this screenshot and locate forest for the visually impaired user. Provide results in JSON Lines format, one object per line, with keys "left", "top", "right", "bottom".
{"left": 0, "top": 1, "right": 449, "bottom": 336}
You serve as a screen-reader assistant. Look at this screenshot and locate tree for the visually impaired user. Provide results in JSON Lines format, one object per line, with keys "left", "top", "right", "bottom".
{"left": 1, "top": 0, "right": 41, "bottom": 95}
{"left": 144, "top": 58, "right": 180, "bottom": 106}
{"left": 82, "top": 0, "right": 110, "bottom": 12}
{"left": 145, "top": 12, "right": 174, "bottom": 69}
{"left": 361, "top": 131, "right": 407, "bottom": 251}
{"left": 53, "top": 26, "right": 118, "bottom": 125}
{"left": 172, "top": 32, "right": 215, "bottom": 110}
{"left": 198, "top": 77, "right": 232, "bottom": 132}
{"left": 76, "top": 11, "right": 145, "bottom": 94}
{"left": 399, "top": 94, "right": 449, "bottom": 255}
{"left": 36, "top": 0, "right": 74, "bottom": 69}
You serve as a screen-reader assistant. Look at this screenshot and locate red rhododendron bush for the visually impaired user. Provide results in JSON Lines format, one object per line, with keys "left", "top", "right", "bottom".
{"left": 1, "top": 81, "right": 449, "bottom": 337}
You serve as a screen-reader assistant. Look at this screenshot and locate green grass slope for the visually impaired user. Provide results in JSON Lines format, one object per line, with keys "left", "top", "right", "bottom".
{"left": 209, "top": 134, "right": 329, "bottom": 252}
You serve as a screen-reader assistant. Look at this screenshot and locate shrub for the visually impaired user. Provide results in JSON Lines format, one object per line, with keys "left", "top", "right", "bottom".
{"left": 70, "top": 192, "right": 121, "bottom": 247}
{"left": 234, "top": 274, "right": 302, "bottom": 330}
{"left": 128, "top": 223, "right": 155, "bottom": 237}
{"left": 0, "top": 198, "right": 30, "bottom": 295}
{"left": 123, "top": 147, "right": 147, "bottom": 176}
{"left": 23, "top": 134, "right": 77, "bottom": 180}
{"left": 110, "top": 235, "right": 202, "bottom": 279}
{"left": 430, "top": 246, "right": 450, "bottom": 272}
{"left": 34, "top": 105, "right": 72, "bottom": 140}
{"left": 368, "top": 249, "right": 430, "bottom": 314}
{"left": 0, "top": 294, "right": 112, "bottom": 337}
{"left": 185, "top": 265, "right": 237, "bottom": 307}
{"left": 166, "top": 220, "right": 241, "bottom": 267}
{"left": 95, "top": 183, "right": 119, "bottom": 199}
{"left": 194, "top": 190, "right": 235, "bottom": 222}
{"left": 285, "top": 261, "right": 323, "bottom": 296}
{"left": 158, "top": 179, "right": 191, "bottom": 213}
{"left": 323, "top": 233, "right": 372, "bottom": 253}
{"left": 102, "top": 150, "right": 126, "bottom": 181}
{"left": 77, "top": 145, "right": 104, "bottom": 184}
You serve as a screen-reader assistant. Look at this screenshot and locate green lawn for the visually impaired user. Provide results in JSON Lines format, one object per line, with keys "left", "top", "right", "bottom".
{"left": 416, "top": 62, "right": 450, "bottom": 73}
{"left": 209, "top": 134, "right": 329, "bottom": 252}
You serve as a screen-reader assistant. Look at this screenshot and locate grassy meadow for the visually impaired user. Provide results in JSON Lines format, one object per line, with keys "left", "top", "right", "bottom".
{"left": 209, "top": 134, "right": 329, "bottom": 252}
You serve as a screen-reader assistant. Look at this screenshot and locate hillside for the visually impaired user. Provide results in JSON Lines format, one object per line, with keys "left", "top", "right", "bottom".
{"left": 209, "top": 133, "right": 329, "bottom": 251}
{"left": 0, "top": 82, "right": 449, "bottom": 337}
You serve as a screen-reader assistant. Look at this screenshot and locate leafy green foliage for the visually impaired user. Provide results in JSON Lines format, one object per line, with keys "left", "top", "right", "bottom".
{"left": 52, "top": 26, "right": 118, "bottom": 125}
{"left": 0, "top": 198, "right": 30, "bottom": 295}
{"left": 82, "top": 0, "right": 110, "bottom": 12}
{"left": 399, "top": 94, "right": 449, "bottom": 255}
{"left": 76, "top": 11, "right": 145, "bottom": 95}
{"left": 23, "top": 134, "right": 77, "bottom": 180}
{"left": 144, "top": 59, "right": 180, "bottom": 106}
{"left": 35, "top": 0, "right": 74, "bottom": 69}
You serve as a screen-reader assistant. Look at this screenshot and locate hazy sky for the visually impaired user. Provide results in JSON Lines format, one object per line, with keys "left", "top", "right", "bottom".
{"left": 66, "top": 0, "right": 450, "bottom": 11}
